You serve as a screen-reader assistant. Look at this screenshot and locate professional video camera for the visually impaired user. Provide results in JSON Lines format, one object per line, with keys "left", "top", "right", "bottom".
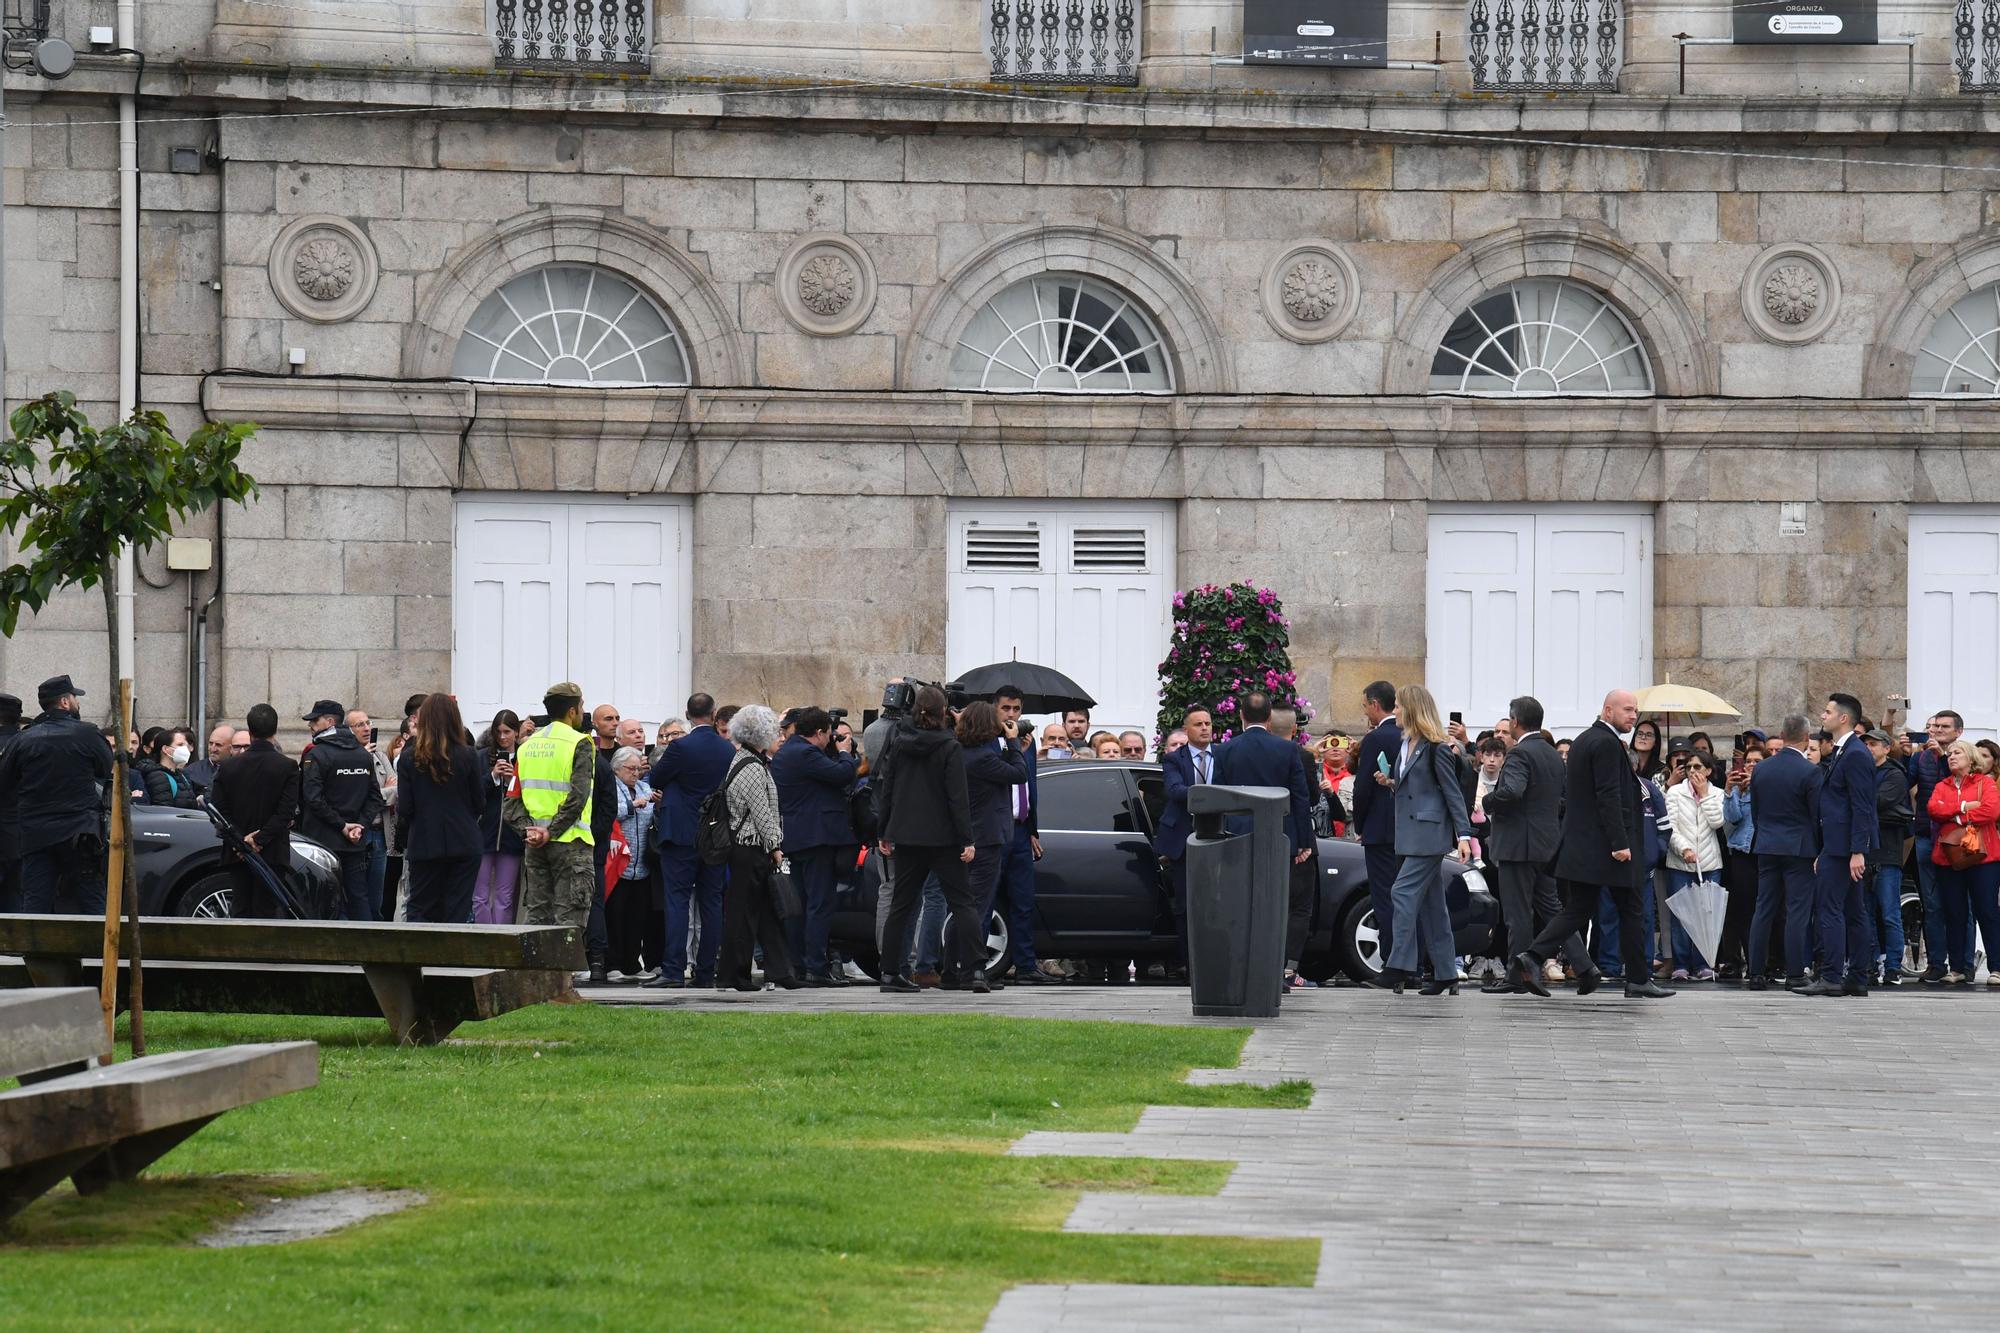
{"left": 879, "top": 678, "right": 970, "bottom": 716}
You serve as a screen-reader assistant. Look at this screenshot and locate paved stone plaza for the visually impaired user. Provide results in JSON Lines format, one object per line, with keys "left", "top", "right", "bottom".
{"left": 602, "top": 984, "right": 2000, "bottom": 1327}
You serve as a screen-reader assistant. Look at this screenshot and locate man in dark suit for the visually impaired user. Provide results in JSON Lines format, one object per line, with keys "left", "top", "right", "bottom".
{"left": 643, "top": 691, "right": 735, "bottom": 988}
{"left": 1154, "top": 704, "right": 1216, "bottom": 950}
{"left": 1213, "top": 692, "right": 1313, "bottom": 863}
{"left": 1512, "top": 689, "right": 1671, "bottom": 999}
{"left": 773, "top": 706, "right": 862, "bottom": 986}
{"left": 991, "top": 687, "right": 1049, "bottom": 984}
{"left": 1481, "top": 694, "right": 1586, "bottom": 992}
{"left": 208, "top": 703, "right": 300, "bottom": 919}
{"left": 1796, "top": 693, "right": 1878, "bottom": 996}
{"left": 1350, "top": 680, "right": 1403, "bottom": 965}
{"left": 1272, "top": 707, "right": 1323, "bottom": 988}
{"left": 1746, "top": 714, "right": 1823, "bottom": 990}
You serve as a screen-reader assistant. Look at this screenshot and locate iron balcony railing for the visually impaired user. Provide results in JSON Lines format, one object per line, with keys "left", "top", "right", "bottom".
{"left": 1467, "top": 0, "right": 1624, "bottom": 91}
{"left": 490, "top": 0, "right": 651, "bottom": 70}
{"left": 984, "top": 0, "right": 1141, "bottom": 85}
{"left": 1955, "top": 0, "right": 2000, "bottom": 89}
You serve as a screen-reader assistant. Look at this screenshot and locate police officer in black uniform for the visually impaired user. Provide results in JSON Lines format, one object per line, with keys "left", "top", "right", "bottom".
{"left": 0, "top": 676, "right": 112, "bottom": 914}
{"left": 0, "top": 692, "right": 22, "bottom": 911}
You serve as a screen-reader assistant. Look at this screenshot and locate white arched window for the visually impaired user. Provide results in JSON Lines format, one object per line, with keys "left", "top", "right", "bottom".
{"left": 452, "top": 265, "right": 690, "bottom": 386}
{"left": 948, "top": 273, "right": 1173, "bottom": 393}
{"left": 1429, "top": 278, "right": 1651, "bottom": 395}
{"left": 1912, "top": 282, "right": 2000, "bottom": 396}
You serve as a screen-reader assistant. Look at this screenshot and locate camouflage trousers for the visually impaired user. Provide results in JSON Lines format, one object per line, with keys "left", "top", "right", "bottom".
{"left": 520, "top": 839, "right": 595, "bottom": 929}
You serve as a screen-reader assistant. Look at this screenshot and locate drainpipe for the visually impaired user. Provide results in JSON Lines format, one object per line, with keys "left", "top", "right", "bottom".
{"left": 115, "top": 0, "right": 137, "bottom": 689}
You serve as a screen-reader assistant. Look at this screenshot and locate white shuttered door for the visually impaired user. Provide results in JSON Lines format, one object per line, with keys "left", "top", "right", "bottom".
{"left": 455, "top": 498, "right": 691, "bottom": 734}
{"left": 947, "top": 504, "right": 1173, "bottom": 733}
{"left": 1426, "top": 508, "right": 1651, "bottom": 737}
{"left": 1909, "top": 509, "right": 2000, "bottom": 738}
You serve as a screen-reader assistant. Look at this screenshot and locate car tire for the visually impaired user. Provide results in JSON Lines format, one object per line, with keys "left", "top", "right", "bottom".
{"left": 176, "top": 871, "right": 237, "bottom": 919}
{"left": 1900, "top": 888, "right": 1925, "bottom": 975}
{"left": 1334, "top": 893, "right": 1383, "bottom": 982}
{"left": 931, "top": 908, "right": 1009, "bottom": 975}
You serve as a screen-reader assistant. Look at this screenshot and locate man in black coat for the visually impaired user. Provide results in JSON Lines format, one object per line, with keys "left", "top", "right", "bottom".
{"left": 1512, "top": 689, "right": 1673, "bottom": 999}
{"left": 1350, "top": 681, "right": 1403, "bottom": 965}
{"left": 0, "top": 675, "right": 111, "bottom": 914}
{"left": 1480, "top": 694, "right": 1585, "bottom": 992}
{"left": 209, "top": 703, "right": 300, "bottom": 919}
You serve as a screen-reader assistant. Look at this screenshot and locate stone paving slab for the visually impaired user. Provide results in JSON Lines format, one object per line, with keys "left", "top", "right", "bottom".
{"left": 587, "top": 982, "right": 2000, "bottom": 1329}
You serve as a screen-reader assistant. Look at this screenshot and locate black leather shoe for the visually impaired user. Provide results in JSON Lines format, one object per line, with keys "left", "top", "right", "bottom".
{"left": 1510, "top": 953, "right": 1552, "bottom": 998}
{"left": 1417, "top": 976, "right": 1459, "bottom": 996}
{"left": 1623, "top": 981, "right": 1676, "bottom": 998}
{"left": 800, "top": 971, "right": 833, "bottom": 988}
{"left": 587, "top": 967, "right": 611, "bottom": 987}
{"left": 1791, "top": 977, "right": 1843, "bottom": 996}
{"left": 642, "top": 976, "right": 685, "bottom": 989}
{"left": 1574, "top": 966, "right": 1603, "bottom": 997}
{"left": 968, "top": 971, "right": 992, "bottom": 994}
{"left": 1377, "top": 966, "right": 1409, "bottom": 994}
{"left": 1480, "top": 978, "right": 1519, "bottom": 994}
{"left": 772, "top": 975, "right": 806, "bottom": 990}
{"left": 1745, "top": 975, "right": 1768, "bottom": 991}
{"left": 1840, "top": 975, "right": 1869, "bottom": 997}
{"left": 1012, "top": 969, "right": 1053, "bottom": 985}
{"left": 879, "top": 975, "right": 920, "bottom": 993}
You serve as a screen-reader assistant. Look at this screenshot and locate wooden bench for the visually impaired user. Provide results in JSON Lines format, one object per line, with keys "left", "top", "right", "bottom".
{"left": 0, "top": 916, "right": 586, "bottom": 1046}
{"left": 0, "top": 988, "right": 318, "bottom": 1223}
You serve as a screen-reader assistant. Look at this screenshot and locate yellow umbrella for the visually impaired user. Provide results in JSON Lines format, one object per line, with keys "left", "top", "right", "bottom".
{"left": 1633, "top": 678, "right": 1740, "bottom": 719}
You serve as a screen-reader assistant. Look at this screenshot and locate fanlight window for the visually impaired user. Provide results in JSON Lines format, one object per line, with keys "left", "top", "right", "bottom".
{"left": 1429, "top": 278, "right": 1652, "bottom": 395}
{"left": 453, "top": 266, "right": 689, "bottom": 386}
{"left": 949, "top": 274, "right": 1173, "bottom": 393}
{"left": 1912, "top": 282, "right": 2000, "bottom": 396}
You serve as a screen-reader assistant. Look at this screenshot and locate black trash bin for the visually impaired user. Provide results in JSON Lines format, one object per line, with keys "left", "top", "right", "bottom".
{"left": 1184, "top": 784, "right": 1291, "bottom": 1018}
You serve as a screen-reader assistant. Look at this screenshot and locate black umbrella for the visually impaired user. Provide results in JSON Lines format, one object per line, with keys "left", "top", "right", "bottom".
{"left": 203, "top": 800, "right": 313, "bottom": 920}
{"left": 952, "top": 660, "right": 1096, "bottom": 716}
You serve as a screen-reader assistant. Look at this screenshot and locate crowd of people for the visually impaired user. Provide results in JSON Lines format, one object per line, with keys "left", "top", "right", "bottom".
{"left": 0, "top": 663, "right": 1992, "bottom": 1002}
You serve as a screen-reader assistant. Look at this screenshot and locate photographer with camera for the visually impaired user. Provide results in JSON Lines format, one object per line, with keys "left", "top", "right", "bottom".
{"left": 873, "top": 685, "right": 977, "bottom": 995}
{"left": 773, "top": 705, "right": 862, "bottom": 986}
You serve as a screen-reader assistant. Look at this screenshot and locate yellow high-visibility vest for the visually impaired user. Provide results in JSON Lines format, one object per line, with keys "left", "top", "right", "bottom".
{"left": 515, "top": 719, "right": 593, "bottom": 845}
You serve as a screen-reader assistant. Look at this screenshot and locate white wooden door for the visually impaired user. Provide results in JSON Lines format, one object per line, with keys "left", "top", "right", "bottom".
{"left": 455, "top": 497, "right": 691, "bottom": 734}
{"left": 1426, "top": 508, "right": 1651, "bottom": 737}
{"left": 1909, "top": 509, "right": 2000, "bottom": 738}
{"left": 947, "top": 504, "right": 1173, "bottom": 733}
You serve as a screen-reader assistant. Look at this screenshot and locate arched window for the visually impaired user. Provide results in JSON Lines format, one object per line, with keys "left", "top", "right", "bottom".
{"left": 1912, "top": 282, "right": 2000, "bottom": 396}
{"left": 452, "top": 265, "right": 690, "bottom": 386}
{"left": 1429, "top": 278, "right": 1652, "bottom": 395}
{"left": 948, "top": 273, "right": 1173, "bottom": 393}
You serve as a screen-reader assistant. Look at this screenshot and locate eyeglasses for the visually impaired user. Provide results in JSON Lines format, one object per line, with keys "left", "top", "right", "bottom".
{"left": 229, "top": 744, "right": 249, "bottom": 753}
{"left": 1121, "top": 745, "right": 1146, "bottom": 758}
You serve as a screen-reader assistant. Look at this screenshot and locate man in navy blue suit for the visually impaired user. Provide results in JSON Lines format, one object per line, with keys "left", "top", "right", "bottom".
{"left": 772, "top": 706, "right": 861, "bottom": 987}
{"left": 992, "top": 687, "right": 1049, "bottom": 984}
{"left": 1211, "top": 692, "right": 1313, "bottom": 865}
{"left": 643, "top": 692, "right": 735, "bottom": 988}
{"left": 1155, "top": 703, "right": 1218, "bottom": 958}
{"left": 1350, "top": 681, "right": 1403, "bottom": 965}
{"left": 1797, "top": 692, "right": 1879, "bottom": 996}
{"left": 1746, "top": 713, "right": 1824, "bottom": 990}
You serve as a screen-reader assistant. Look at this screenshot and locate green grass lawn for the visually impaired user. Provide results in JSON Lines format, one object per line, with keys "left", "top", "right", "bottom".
{"left": 3, "top": 1005, "right": 1317, "bottom": 1330}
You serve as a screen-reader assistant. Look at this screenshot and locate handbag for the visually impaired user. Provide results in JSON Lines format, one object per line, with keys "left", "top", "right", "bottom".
{"left": 1940, "top": 821, "right": 1985, "bottom": 871}
{"left": 768, "top": 859, "right": 804, "bottom": 920}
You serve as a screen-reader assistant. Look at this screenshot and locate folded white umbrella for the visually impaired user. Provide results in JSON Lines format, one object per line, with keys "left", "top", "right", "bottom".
{"left": 1666, "top": 878, "right": 1730, "bottom": 968}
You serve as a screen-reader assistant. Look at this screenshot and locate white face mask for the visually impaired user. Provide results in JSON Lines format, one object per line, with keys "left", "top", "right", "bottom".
{"left": 169, "top": 744, "right": 191, "bottom": 765}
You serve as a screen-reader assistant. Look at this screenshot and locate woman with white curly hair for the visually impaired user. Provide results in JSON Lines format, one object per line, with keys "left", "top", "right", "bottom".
{"left": 714, "top": 704, "right": 804, "bottom": 992}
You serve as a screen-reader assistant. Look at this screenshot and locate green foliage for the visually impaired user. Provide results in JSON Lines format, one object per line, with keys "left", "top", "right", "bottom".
{"left": 0, "top": 391, "right": 258, "bottom": 637}
{"left": 1155, "top": 581, "right": 1312, "bottom": 745}
{"left": 3, "top": 1008, "right": 1317, "bottom": 1329}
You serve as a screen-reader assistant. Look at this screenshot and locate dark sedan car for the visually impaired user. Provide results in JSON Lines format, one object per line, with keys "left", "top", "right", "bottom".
{"left": 130, "top": 804, "right": 344, "bottom": 918}
{"left": 832, "top": 757, "right": 1498, "bottom": 982}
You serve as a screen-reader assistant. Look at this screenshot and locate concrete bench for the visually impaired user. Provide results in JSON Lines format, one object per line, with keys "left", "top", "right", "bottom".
{"left": 0, "top": 1039, "right": 317, "bottom": 1223}
{"left": 0, "top": 916, "right": 586, "bottom": 1045}
{"left": 0, "top": 987, "right": 102, "bottom": 1086}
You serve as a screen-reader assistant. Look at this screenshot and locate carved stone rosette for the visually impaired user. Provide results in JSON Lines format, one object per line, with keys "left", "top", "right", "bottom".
{"left": 1259, "top": 240, "right": 1361, "bottom": 344}
{"left": 269, "top": 215, "right": 380, "bottom": 324}
{"left": 1740, "top": 242, "right": 1840, "bottom": 346}
{"left": 776, "top": 233, "right": 878, "bottom": 337}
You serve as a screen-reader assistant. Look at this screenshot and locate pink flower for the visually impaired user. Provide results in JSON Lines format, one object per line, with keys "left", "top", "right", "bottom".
{"left": 1230, "top": 641, "right": 1246, "bottom": 653}
{"left": 1222, "top": 588, "right": 1234, "bottom": 601}
{"left": 1217, "top": 698, "right": 1236, "bottom": 713}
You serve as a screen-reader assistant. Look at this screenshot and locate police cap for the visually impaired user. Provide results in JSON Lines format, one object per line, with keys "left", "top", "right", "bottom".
{"left": 38, "top": 674, "right": 84, "bottom": 700}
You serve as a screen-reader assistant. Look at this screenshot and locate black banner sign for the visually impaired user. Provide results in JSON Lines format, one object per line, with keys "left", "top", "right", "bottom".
{"left": 1732, "top": 0, "right": 1878, "bottom": 44}
{"left": 1244, "top": 0, "right": 1390, "bottom": 67}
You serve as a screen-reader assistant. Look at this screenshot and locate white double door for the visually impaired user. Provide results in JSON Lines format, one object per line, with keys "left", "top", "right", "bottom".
{"left": 453, "top": 497, "right": 692, "bottom": 734}
{"left": 1426, "top": 508, "right": 1653, "bottom": 737}
{"left": 1909, "top": 508, "right": 2000, "bottom": 738}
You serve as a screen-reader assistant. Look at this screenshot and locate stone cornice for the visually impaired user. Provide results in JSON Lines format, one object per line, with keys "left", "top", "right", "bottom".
{"left": 201, "top": 376, "right": 2000, "bottom": 450}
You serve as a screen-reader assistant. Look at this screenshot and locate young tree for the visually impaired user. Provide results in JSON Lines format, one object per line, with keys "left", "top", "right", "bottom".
{"left": 0, "top": 391, "right": 257, "bottom": 1051}
{"left": 1155, "top": 581, "right": 1312, "bottom": 747}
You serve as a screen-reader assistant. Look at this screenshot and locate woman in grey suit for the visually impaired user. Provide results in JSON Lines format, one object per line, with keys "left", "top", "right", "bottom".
{"left": 1383, "top": 684, "right": 1474, "bottom": 995}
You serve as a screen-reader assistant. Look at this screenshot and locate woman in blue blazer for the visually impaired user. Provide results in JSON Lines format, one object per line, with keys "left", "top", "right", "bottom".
{"left": 1384, "top": 684, "right": 1474, "bottom": 994}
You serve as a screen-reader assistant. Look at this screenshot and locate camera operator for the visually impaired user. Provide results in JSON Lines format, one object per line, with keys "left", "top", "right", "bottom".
{"left": 873, "top": 685, "right": 976, "bottom": 994}
{"left": 773, "top": 705, "right": 861, "bottom": 986}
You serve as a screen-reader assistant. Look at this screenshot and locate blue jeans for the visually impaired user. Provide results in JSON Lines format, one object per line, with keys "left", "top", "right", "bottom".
{"left": 1596, "top": 876, "right": 1659, "bottom": 976}
{"left": 356, "top": 826, "right": 387, "bottom": 921}
{"left": 1913, "top": 838, "right": 1949, "bottom": 971}
{"left": 1665, "top": 868, "right": 1711, "bottom": 971}
{"left": 660, "top": 842, "right": 726, "bottom": 984}
{"left": 998, "top": 825, "right": 1039, "bottom": 970}
{"left": 1864, "top": 864, "right": 1906, "bottom": 972}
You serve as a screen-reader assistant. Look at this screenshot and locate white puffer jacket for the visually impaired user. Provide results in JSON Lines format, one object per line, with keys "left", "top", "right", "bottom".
{"left": 1666, "top": 781, "right": 1726, "bottom": 875}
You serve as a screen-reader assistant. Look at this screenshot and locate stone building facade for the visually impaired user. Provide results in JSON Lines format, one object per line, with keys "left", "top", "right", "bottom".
{"left": 4, "top": 1, "right": 2000, "bottom": 736}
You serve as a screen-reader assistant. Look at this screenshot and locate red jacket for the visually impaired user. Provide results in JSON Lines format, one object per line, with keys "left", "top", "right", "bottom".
{"left": 1927, "top": 772, "right": 2000, "bottom": 866}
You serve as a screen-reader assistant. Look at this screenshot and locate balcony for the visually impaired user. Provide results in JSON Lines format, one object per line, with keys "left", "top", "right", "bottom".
{"left": 1467, "top": 0, "right": 1623, "bottom": 92}
{"left": 983, "top": 0, "right": 1141, "bottom": 86}
{"left": 1955, "top": 0, "right": 2000, "bottom": 89}
{"left": 489, "top": 0, "right": 651, "bottom": 71}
